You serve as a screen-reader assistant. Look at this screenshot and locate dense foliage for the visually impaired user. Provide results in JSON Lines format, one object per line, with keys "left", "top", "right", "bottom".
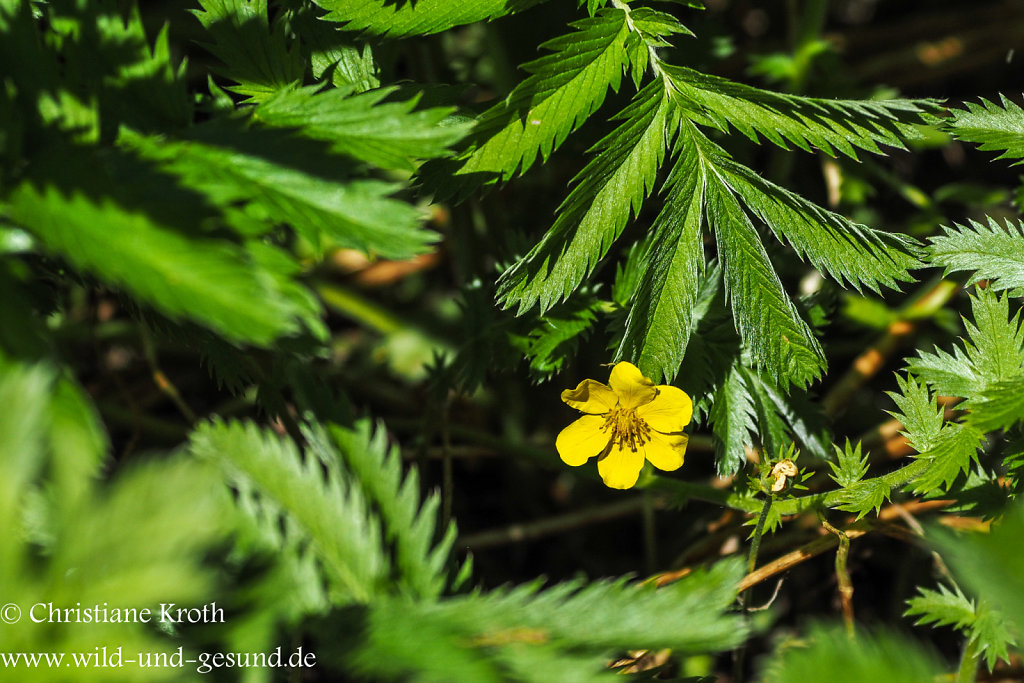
{"left": 1, "top": 0, "right": 1023, "bottom": 680}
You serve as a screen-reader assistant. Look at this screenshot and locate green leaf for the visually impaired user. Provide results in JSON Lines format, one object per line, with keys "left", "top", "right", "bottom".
{"left": 710, "top": 151, "right": 921, "bottom": 293}
{"left": 190, "top": 419, "right": 387, "bottom": 604}
{"left": 0, "top": 362, "right": 53, "bottom": 564}
{"left": 708, "top": 361, "right": 756, "bottom": 476}
{"left": 4, "top": 149, "right": 304, "bottom": 346}
{"left": 887, "top": 374, "right": 945, "bottom": 453}
{"left": 193, "top": 0, "right": 304, "bottom": 102}
{"left": 972, "top": 604, "right": 1019, "bottom": 670}
{"left": 932, "top": 500, "right": 1024, "bottom": 640}
{"left": 616, "top": 131, "right": 704, "bottom": 382}
{"left": 905, "top": 585, "right": 1016, "bottom": 670}
{"left": 705, "top": 156, "right": 825, "bottom": 386}
{"left": 666, "top": 64, "right": 939, "bottom": 159}
{"left": 629, "top": 7, "right": 695, "bottom": 43}
{"left": 457, "top": 10, "right": 632, "bottom": 183}
{"left": 835, "top": 477, "right": 892, "bottom": 519}
{"left": 497, "top": 81, "right": 672, "bottom": 313}
{"left": 829, "top": 439, "right": 869, "bottom": 488}
{"left": 928, "top": 218, "right": 1024, "bottom": 294}
{"left": 512, "top": 293, "right": 602, "bottom": 381}
{"left": 287, "top": 8, "right": 380, "bottom": 91}
{"left": 93, "top": 9, "right": 192, "bottom": 132}
{"left": 315, "top": 0, "right": 550, "bottom": 38}
{"left": 761, "top": 624, "right": 943, "bottom": 683}
{"left": 124, "top": 126, "right": 434, "bottom": 259}
{"left": 908, "top": 290, "right": 1024, "bottom": 400}
{"left": 53, "top": 459, "right": 227, "bottom": 614}
{"left": 442, "top": 559, "right": 746, "bottom": 651}
{"left": 749, "top": 375, "right": 832, "bottom": 461}
{"left": 254, "top": 85, "right": 470, "bottom": 171}
{"left": 967, "top": 374, "right": 1024, "bottom": 433}
{"left": 319, "top": 422, "right": 455, "bottom": 600}
{"left": 48, "top": 377, "right": 108, "bottom": 512}
{"left": 905, "top": 584, "right": 974, "bottom": 631}
{"left": 350, "top": 559, "right": 746, "bottom": 681}
{"left": 947, "top": 94, "right": 1024, "bottom": 164}
{"left": 910, "top": 422, "right": 984, "bottom": 494}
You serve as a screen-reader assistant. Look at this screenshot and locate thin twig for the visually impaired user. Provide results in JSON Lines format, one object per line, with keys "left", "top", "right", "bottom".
{"left": 736, "top": 520, "right": 916, "bottom": 593}
{"left": 138, "top": 325, "right": 197, "bottom": 423}
{"left": 819, "top": 513, "right": 855, "bottom": 636}
{"left": 459, "top": 496, "right": 663, "bottom": 550}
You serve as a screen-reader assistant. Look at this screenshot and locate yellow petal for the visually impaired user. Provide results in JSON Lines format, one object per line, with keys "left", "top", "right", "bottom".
{"left": 608, "top": 361, "right": 656, "bottom": 410}
{"left": 642, "top": 431, "right": 688, "bottom": 472}
{"left": 556, "top": 415, "right": 611, "bottom": 466}
{"left": 597, "top": 443, "right": 646, "bottom": 489}
{"left": 636, "top": 385, "right": 693, "bottom": 433}
{"left": 560, "top": 379, "right": 618, "bottom": 414}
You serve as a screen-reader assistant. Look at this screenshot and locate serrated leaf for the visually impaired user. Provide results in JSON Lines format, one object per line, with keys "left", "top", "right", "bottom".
{"left": 315, "top": 0, "right": 550, "bottom": 38}
{"left": 4, "top": 148, "right": 304, "bottom": 346}
{"left": 910, "top": 422, "right": 984, "bottom": 494}
{"left": 705, "top": 159, "right": 825, "bottom": 387}
{"left": 124, "top": 126, "right": 434, "bottom": 259}
{"left": 907, "top": 583, "right": 1017, "bottom": 669}
{"left": 353, "top": 560, "right": 743, "bottom": 682}
{"left": 905, "top": 584, "right": 975, "bottom": 631}
{"left": 319, "top": 422, "right": 455, "bottom": 600}
{"left": 829, "top": 440, "right": 869, "bottom": 488}
{"left": 711, "top": 151, "right": 922, "bottom": 293}
{"left": 254, "top": 85, "right": 470, "bottom": 171}
{"left": 908, "top": 290, "right": 1024, "bottom": 400}
{"left": 616, "top": 131, "right": 704, "bottom": 382}
{"left": 708, "top": 361, "right": 756, "bottom": 476}
{"left": 190, "top": 419, "right": 387, "bottom": 604}
{"left": 967, "top": 374, "right": 1024, "bottom": 433}
{"left": 666, "top": 64, "right": 939, "bottom": 159}
{"left": 929, "top": 218, "right": 1024, "bottom": 294}
{"left": 947, "top": 94, "right": 1024, "bottom": 164}
{"left": 887, "top": 375, "right": 945, "bottom": 453}
{"left": 458, "top": 10, "right": 631, "bottom": 183}
{"left": 973, "top": 604, "right": 1019, "bottom": 670}
{"left": 497, "top": 81, "right": 672, "bottom": 313}
{"left": 287, "top": 8, "right": 380, "bottom": 91}
{"left": 932, "top": 501, "right": 1024, "bottom": 655}
{"left": 512, "top": 294, "right": 601, "bottom": 380}
{"left": 761, "top": 624, "right": 943, "bottom": 683}
{"left": 629, "top": 7, "right": 695, "bottom": 43}
{"left": 372, "top": 559, "right": 745, "bottom": 660}
{"left": 835, "top": 477, "right": 891, "bottom": 518}
{"left": 193, "top": 0, "right": 304, "bottom": 102}
{"left": 748, "top": 376, "right": 832, "bottom": 461}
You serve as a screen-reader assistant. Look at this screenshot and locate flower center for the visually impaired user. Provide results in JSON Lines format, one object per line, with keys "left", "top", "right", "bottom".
{"left": 601, "top": 406, "right": 652, "bottom": 452}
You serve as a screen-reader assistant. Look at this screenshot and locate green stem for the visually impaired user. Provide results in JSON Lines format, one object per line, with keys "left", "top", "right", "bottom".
{"left": 747, "top": 495, "right": 774, "bottom": 574}
{"left": 956, "top": 634, "right": 980, "bottom": 683}
{"left": 734, "top": 494, "right": 774, "bottom": 683}
{"left": 819, "top": 513, "right": 855, "bottom": 637}
{"left": 316, "top": 282, "right": 404, "bottom": 334}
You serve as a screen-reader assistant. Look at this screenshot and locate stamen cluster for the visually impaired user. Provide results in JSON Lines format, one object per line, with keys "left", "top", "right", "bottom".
{"left": 601, "top": 407, "right": 652, "bottom": 453}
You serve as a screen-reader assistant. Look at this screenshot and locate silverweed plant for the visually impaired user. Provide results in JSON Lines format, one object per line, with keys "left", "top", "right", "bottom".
{"left": 0, "top": 0, "right": 1023, "bottom": 681}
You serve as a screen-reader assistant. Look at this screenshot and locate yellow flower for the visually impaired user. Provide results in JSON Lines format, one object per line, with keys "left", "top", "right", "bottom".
{"left": 555, "top": 361, "right": 693, "bottom": 489}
